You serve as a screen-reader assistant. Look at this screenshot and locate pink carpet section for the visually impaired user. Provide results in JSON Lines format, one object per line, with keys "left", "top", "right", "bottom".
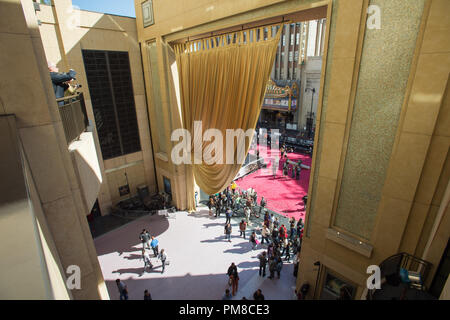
{"left": 235, "top": 145, "right": 312, "bottom": 221}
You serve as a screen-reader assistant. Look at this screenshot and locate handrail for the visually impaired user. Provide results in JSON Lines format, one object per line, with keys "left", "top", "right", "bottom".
{"left": 57, "top": 93, "right": 88, "bottom": 145}
{"left": 56, "top": 94, "right": 79, "bottom": 103}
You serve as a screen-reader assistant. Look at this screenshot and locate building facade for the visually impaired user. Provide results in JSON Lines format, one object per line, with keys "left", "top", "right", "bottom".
{"left": 0, "top": 0, "right": 448, "bottom": 300}
{"left": 36, "top": 0, "right": 157, "bottom": 216}
{"left": 134, "top": 0, "right": 450, "bottom": 299}
{"left": 261, "top": 20, "right": 325, "bottom": 133}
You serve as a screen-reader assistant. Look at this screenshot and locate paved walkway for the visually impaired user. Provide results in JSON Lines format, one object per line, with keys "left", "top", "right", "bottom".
{"left": 95, "top": 209, "right": 297, "bottom": 300}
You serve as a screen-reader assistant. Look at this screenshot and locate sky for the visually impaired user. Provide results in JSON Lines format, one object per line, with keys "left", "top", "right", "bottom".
{"left": 72, "top": 0, "right": 136, "bottom": 18}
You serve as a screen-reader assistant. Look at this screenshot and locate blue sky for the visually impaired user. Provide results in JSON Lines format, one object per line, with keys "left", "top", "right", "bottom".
{"left": 72, "top": 0, "right": 136, "bottom": 17}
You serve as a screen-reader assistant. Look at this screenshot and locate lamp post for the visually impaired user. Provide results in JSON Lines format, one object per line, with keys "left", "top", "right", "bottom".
{"left": 305, "top": 88, "right": 316, "bottom": 139}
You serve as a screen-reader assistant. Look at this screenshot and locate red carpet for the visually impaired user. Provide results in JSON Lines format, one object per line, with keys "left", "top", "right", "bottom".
{"left": 235, "top": 145, "right": 311, "bottom": 221}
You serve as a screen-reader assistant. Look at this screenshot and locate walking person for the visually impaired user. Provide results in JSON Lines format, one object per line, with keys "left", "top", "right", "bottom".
{"left": 115, "top": 279, "right": 128, "bottom": 300}
{"left": 139, "top": 229, "right": 151, "bottom": 250}
{"left": 268, "top": 257, "right": 276, "bottom": 279}
{"left": 257, "top": 252, "right": 268, "bottom": 277}
{"left": 284, "top": 241, "right": 292, "bottom": 262}
{"left": 267, "top": 243, "right": 274, "bottom": 261}
{"left": 224, "top": 223, "right": 232, "bottom": 242}
{"left": 239, "top": 219, "right": 247, "bottom": 239}
{"left": 269, "top": 214, "right": 275, "bottom": 232}
{"left": 261, "top": 224, "right": 270, "bottom": 245}
{"left": 276, "top": 256, "right": 283, "bottom": 279}
{"left": 215, "top": 196, "right": 221, "bottom": 217}
{"left": 150, "top": 236, "right": 159, "bottom": 257}
{"left": 158, "top": 249, "right": 168, "bottom": 274}
{"left": 289, "top": 218, "right": 297, "bottom": 241}
{"left": 227, "top": 263, "right": 239, "bottom": 296}
{"left": 273, "top": 217, "right": 280, "bottom": 231}
{"left": 225, "top": 207, "right": 233, "bottom": 224}
{"left": 144, "top": 289, "right": 152, "bottom": 300}
{"left": 259, "top": 197, "right": 266, "bottom": 215}
{"left": 249, "top": 231, "right": 258, "bottom": 250}
{"left": 279, "top": 224, "right": 288, "bottom": 241}
{"left": 142, "top": 249, "right": 153, "bottom": 271}
{"left": 272, "top": 226, "right": 279, "bottom": 245}
{"left": 244, "top": 206, "right": 251, "bottom": 224}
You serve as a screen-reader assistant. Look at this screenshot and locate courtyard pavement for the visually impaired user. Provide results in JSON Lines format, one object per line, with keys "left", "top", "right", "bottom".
{"left": 94, "top": 209, "right": 297, "bottom": 300}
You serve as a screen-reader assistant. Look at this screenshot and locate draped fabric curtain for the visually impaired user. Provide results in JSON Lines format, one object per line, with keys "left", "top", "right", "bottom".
{"left": 175, "top": 26, "right": 282, "bottom": 211}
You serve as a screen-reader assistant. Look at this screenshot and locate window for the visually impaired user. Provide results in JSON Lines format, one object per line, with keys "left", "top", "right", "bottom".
{"left": 296, "top": 33, "right": 300, "bottom": 45}
{"left": 295, "top": 51, "right": 299, "bottom": 61}
{"left": 282, "top": 35, "right": 286, "bottom": 46}
{"left": 82, "top": 50, "right": 141, "bottom": 160}
{"left": 142, "top": 0, "right": 154, "bottom": 27}
{"left": 289, "top": 52, "right": 293, "bottom": 62}
{"left": 290, "top": 34, "right": 294, "bottom": 46}
{"left": 320, "top": 271, "right": 356, "bottom": 300}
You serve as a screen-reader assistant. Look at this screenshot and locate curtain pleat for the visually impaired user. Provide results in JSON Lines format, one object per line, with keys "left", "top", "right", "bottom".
{"left": 175, "top": 27, "right": 282, "bottom": 211}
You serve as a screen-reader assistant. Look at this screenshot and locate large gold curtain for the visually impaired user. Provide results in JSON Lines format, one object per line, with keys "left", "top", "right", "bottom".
{"left": 175, "top": 26, "right": 282, "bottom": 211}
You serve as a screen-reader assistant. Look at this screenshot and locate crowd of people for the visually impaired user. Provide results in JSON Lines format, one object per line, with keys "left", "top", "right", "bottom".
{"left": 279, "top": 144, "right": 304, "bottom": 180}
{"left": 117, "top": 178, "right": 305, "bottom": 300}
{"left": 257, "top": 215, "right": 304, "bottom": 278}
{"left": 113, "top": 229, "right": 169, "bottom": 300}
{"left": 219, "top": 189, "right": 305, "bottom": 300}
{"left": 208, "top": 183, "right": 267, "bottom": 221}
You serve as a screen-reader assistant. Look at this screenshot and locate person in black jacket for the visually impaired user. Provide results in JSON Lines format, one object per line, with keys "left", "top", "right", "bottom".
{"left": 144, "top": 289, "right": 152, "bottom": 300}
{"left": 48, "top": 61, "right": 77, "bottom": 105}
{"left": 227, "top": 263, "right": 239, "bottom": 296}
{"left": 253, "top": 289, "right": 265, "bottom": 300}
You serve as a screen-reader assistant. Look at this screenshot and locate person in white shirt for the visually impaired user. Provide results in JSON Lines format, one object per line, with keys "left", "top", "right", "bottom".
{"left": 245, "top": 207, "right": 251, "bottom": 224}
{"left": 261, "top": 224, "right": 270, "bottom": 245}
{"left": 142, "top": 249, "right": 153, "bottom": 271}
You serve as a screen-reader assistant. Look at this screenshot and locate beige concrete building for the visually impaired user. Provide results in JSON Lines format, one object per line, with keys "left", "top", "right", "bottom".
{"left": 134, "top": 0, "right": 450, "bottom": 300}
{"left": 0, "top": 0, "right": 448, "bottom": 300}
{"left": 0, "top": 0, "right": 111, "bottom": 299}
{"left": 36, "top": 0, "right": 157, "bottom": 215}
{"left": 0, "top": 0, "right": 155, "bottom": 299}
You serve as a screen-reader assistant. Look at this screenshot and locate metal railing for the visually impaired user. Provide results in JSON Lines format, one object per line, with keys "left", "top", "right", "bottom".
{"left": 57, "top": 93, "right": 88, "bottom": 145}
{"left": 366, "top": 252, "right": 432, "bottom": 300}
{"left": 379, "top": 252, "right": 432, "bottom": 283}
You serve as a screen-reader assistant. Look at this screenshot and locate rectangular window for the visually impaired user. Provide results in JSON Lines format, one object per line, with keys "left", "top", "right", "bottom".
{"left": 142, "top": 0, "right": 154, "bottom": 27}
{"left": 290, "top": 34, "right": 294, "bottom": 46}
{"left": 289, "top": 52, "right": 293, "bottom": 62}
{"left": 320, "top": 271, "right": 356, "bottom": 300}
{"left": 82, "top": 50, "right": 141, "bottom": 160}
